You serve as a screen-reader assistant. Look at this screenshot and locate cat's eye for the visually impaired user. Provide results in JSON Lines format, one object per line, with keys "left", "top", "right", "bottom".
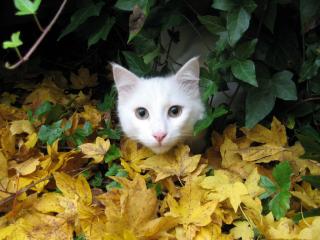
{"left": 168, "top": 105, "right": 182, "bottom": 118}
{"left": 135, "top": 107, "right": 149, "bottom": 119}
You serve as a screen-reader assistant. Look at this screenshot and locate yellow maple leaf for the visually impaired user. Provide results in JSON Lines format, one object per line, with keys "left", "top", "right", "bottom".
{"left": 140, "top": 144, "right": 201, "bottom": 181}
{"left": 0, "top": 151, "right": 8, "bottom": 179}
{"left": 165, "top": 177, "right": 217, "bottom": 239}
{"left": 230, "top": 221, "right": 254, "bottom": 240}
{"left": 201, "top": 170, "right": 248, "bottom": 212}
{"left": 195, "top": 224, "right": 233, "bottom": 240}
{"left": 24, "top": 132, "right": 38, "bottom": 149}
{"left": 10, "top": 120, "right": 35, "bottom": 135}
{"left": 79, "top": 137, "right": 110, "bottom": 163}
{"left": 80, "top": 105, "right": 101, "bottom": 127}
{"left": 120, "top": 139, "right": 154, "bottom": 176}
{"left": 104, "top": 175, "right": 177, "bottom": 238}
{"left": 8, "top": 157, "right": 40, "bottom": 176}
{"left": 70, "top": 67, "right": 98, "bottom": 89}
{"left": 291, "top": 182, "right": 320, "bottom": 209}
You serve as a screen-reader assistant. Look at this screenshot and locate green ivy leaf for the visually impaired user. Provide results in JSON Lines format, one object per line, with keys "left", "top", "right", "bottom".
{"left": 193, "top": 105, "right": 228, "bottom": 136}
{"left": 269, "top": 190, "right": 291, "bottom": 220}
{"left": 34, "top": 101, "right": 52, "bottom": 117}
{"left": 235, "top": 39, "right": 257, "bottom": 59}
{"left": 143, "top": 46, "right": 160, "bottom": 64}
{"left": 245, "top": 88, "right": 275, "bottom": 128}
{"left": 122, "top": 51, "right": 152, "bottom": 76}
{"left": 88, "top": 16, "right": 115, "bottom": 47}
{"left": 98, "top": 120, "right": 121, "bottom": 140}
{"left": 299, "top": 58, "right": 320, "bottom": 82}
{"left": 302, "top": 175, "right": 320, "bottom": 188}
{"left": 14, "top": 0, "right": 41, "bottom": 16}
{"left": 98, "top": 87, "right": 117, "bottom": 112}
{"left": 3, "top": 32, "right": 23, "bottom": 49}
{"left": 198, "top": 15, "right": 225, "bottom": 35}
{"left": 272, "top": 70, "right": 297, "bottom": 101}
{"left": 58, "top": 1, "right": 105, "bottom": 40}
{"left": 293, "top": 208, "right": 320, "bottom": 223}
{"left": 259, "top": 176, "right": 277, "bottom": 199}
{"left": 231, "top": 59, "right": 257, "bottom": 86}
{"left": 272, "top": 161, "right": 292, "bottom": 191}
{"left": 115, "top": 0, "right": 150, "bottom": 13}
{"left": 70, "top": 122, "right": 93, "bottom": 146}
{"left": 38, "top": 120, "right": 64, "bottom": 145}
{"left": 296, "top": 125, "right": 320, "bottom": 161}
{"left": 90, "top": 172, "right": 103, "bottom": 187}
{"left": 226, "top": 8, "right": 250, "bottom": 46}
{"left": 212, "top": 0, "right": 236, "bottom": 11}
{"left": 104, "top": 144, "right": 121, "bottom": 163}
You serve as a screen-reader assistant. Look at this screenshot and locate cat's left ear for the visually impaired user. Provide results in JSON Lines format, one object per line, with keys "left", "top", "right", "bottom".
{"left": 175, "top": 57, "right": 200, "bottom": 92}
{"left": 111, "top": 63, "right": 139, "bottom": 95}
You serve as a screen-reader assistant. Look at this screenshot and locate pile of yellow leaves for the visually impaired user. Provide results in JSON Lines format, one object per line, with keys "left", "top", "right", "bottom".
{"left": 0, "top": 74, "right": 320, "bottom": 240}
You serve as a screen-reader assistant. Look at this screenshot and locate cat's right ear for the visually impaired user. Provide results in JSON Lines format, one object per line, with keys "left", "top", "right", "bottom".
{"left": 111, "top": 63, "right": 139, "bottom": 95}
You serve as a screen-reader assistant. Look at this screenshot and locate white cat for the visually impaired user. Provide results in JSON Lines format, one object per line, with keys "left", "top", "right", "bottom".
{"left": 112, "top": 57, "right": 205, "bottom": 154}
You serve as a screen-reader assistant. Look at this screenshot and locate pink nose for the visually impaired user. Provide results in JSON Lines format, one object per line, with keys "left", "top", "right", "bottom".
{"left": 153, "top": 132, "right": 167, "bottom": 143}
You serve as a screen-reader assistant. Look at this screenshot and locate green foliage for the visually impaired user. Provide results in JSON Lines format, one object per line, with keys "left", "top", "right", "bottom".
{"left": 58, "top": 1, "right": 105, "bottom": 41}
{"left": 68, "top": 122, "right": 93, "bottom": 146}
{"left": 105, "top": 164, "right": 128, "bottom": 190}
{"left": 90, "top": 171, "right": 103, "bottom": 188}
{"left": 259, "top": 161, "right": 293, "bottom": 220}
{"left": 38, "top": 120, "right": 71, "bottom": 145}
{"left": 14, "top": 0, "right": 41, "bottom": 16}
{"left": 98, "top": 120, "right": 121, "bottom": 140}
{"left": 2, "top": 32, "right": 23, "bottom": 49}
{"left": 104, "top": 144, "right": 121, "bottom": 163}
{"left": 296, "top": 125, "right": 320, "bottom": 161}
{"left": 302, "top": 175, "right": 320, "bottom": 189}
{"left": 194, "top": 106, "right": 228, "bottom": 136}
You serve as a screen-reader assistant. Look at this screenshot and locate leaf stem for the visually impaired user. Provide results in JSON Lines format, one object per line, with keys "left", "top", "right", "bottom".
{"left": 5, "top": 0, "right": 68, "bottom": 70}
{"left": 33, "top": 14, "right": 44, "bottom": 32}
{"left": 14, "top": 47, "right": 22, "bottom": 59}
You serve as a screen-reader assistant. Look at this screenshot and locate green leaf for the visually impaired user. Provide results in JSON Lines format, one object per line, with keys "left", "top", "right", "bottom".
{"left": 115, "top": 0, "right": 150, "bottom": 12}
{"left": 3, "top": 32, "right": 23, "bottom": 49}
{"left": 269, "top": 190, "right": 291, "bottom": 220}
{"left": 299, "top": 0, "right": 320, "bottom": 30}
{"left": 193, "top": 106, "right": 228, "bottom": 135}
{"left": 34, "top": 101, "right": 52, "bottom": 117}
{"left": 231, "top": 59, "right": 257, "bottom": 86}
{"left": 296, "top": 125, "right": 320, "bottom": 161}
{"left": 198, "top": 15, "right": 225, "bottom": 35}
{"left": 299, "top": 58, "right": 320, "bottom": 82}
{"left": 302, "top": 175, "right": 320, "bottom": 188}
{"left": 98, "top": 120, "right": 121, "bottom": 140}
{"left": 215, "top": 31, "right": 229, "bottom": 52}
{"left": 245, "top": 88, "right": 275, "bottom": 128}
{"left": 122, "top": 51, "right": 152, "bottom": 76}
{"left": 104, "top": 144, "right": 121, "bottom": 163}
{"left": 58, "top": 1, "right": 105, "bottom": 40}
{"left": 38, "top": 120, "right": 64, "bottom": 145}
{"left": 259, "top": 176, "right": 277, "bottom": 199}
{"left": 272, "top": 71, "right": 297, "bottom": 101}
{"left": 235, "top": 39, "right": 257, "bottom": 59}
{"left": 14, "top": 0, "right": 41, "bottom": 15}
{"left": 90, "top": 172, "right": 103, "bottom": 188}
{"left": 98, "top": 87, "right": 117, "bottom": 112}
{"left": 105, "top": 164, "right": 123, "bottom": 177}
{"left": 272, "top": 161, "right": 292, "bottom": 191}
{"left": 212, "top": 0, "right": 236, "bottom": 11}
{"left": 226, "top": 8, "right": 250, "bottom": 46}
{"left": 200, "top": 76, "right": 218, "bottom": 102}
{"left": 293, "top": 208, "right": 320, "bottom": 223}
{"left": 88, "top": 16, "right": 115, "bottom": 47}
{"left": 143, "top": 46, "right": 160, "bottom": 64}
{"left": 45, "top": 104, "right": 66, "bottom": 124}
{"left": 70, "top": 122, "right": 93, "bottom": 146}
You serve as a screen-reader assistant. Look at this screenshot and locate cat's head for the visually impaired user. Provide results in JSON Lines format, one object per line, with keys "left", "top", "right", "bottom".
{"left": 112, "top": 57, "right": 205, "bottom": 154}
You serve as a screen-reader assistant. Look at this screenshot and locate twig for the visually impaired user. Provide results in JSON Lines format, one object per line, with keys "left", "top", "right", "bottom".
{"left": 5, "top": 0, "right": 68, "bottom": 70}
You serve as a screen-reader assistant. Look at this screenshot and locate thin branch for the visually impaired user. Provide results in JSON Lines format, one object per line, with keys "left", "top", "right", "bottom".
{"left": 5, "top": 0, "right": 68, "bottom": 70}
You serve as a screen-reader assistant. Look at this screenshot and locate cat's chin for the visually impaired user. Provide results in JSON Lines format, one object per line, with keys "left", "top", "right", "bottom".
{"left": 147, "top": 144, "right": 174, "bottom": 154}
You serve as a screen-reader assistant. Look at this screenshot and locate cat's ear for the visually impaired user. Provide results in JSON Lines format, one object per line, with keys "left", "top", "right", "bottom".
{"left": 175, "top": 57, "right": 200, "bottom": 94}
{"left": 111, "top": 63, "right": 139, "bottom": 95}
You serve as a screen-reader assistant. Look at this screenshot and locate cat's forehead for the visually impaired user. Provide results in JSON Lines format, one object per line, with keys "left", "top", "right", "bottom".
{"left": 129, "top": 76, "right": 186, "bottom": 103}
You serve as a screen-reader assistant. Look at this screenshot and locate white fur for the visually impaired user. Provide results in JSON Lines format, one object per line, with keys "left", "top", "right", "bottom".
{"left": 112, "top": 57, "right": 205, "bottom": 154}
